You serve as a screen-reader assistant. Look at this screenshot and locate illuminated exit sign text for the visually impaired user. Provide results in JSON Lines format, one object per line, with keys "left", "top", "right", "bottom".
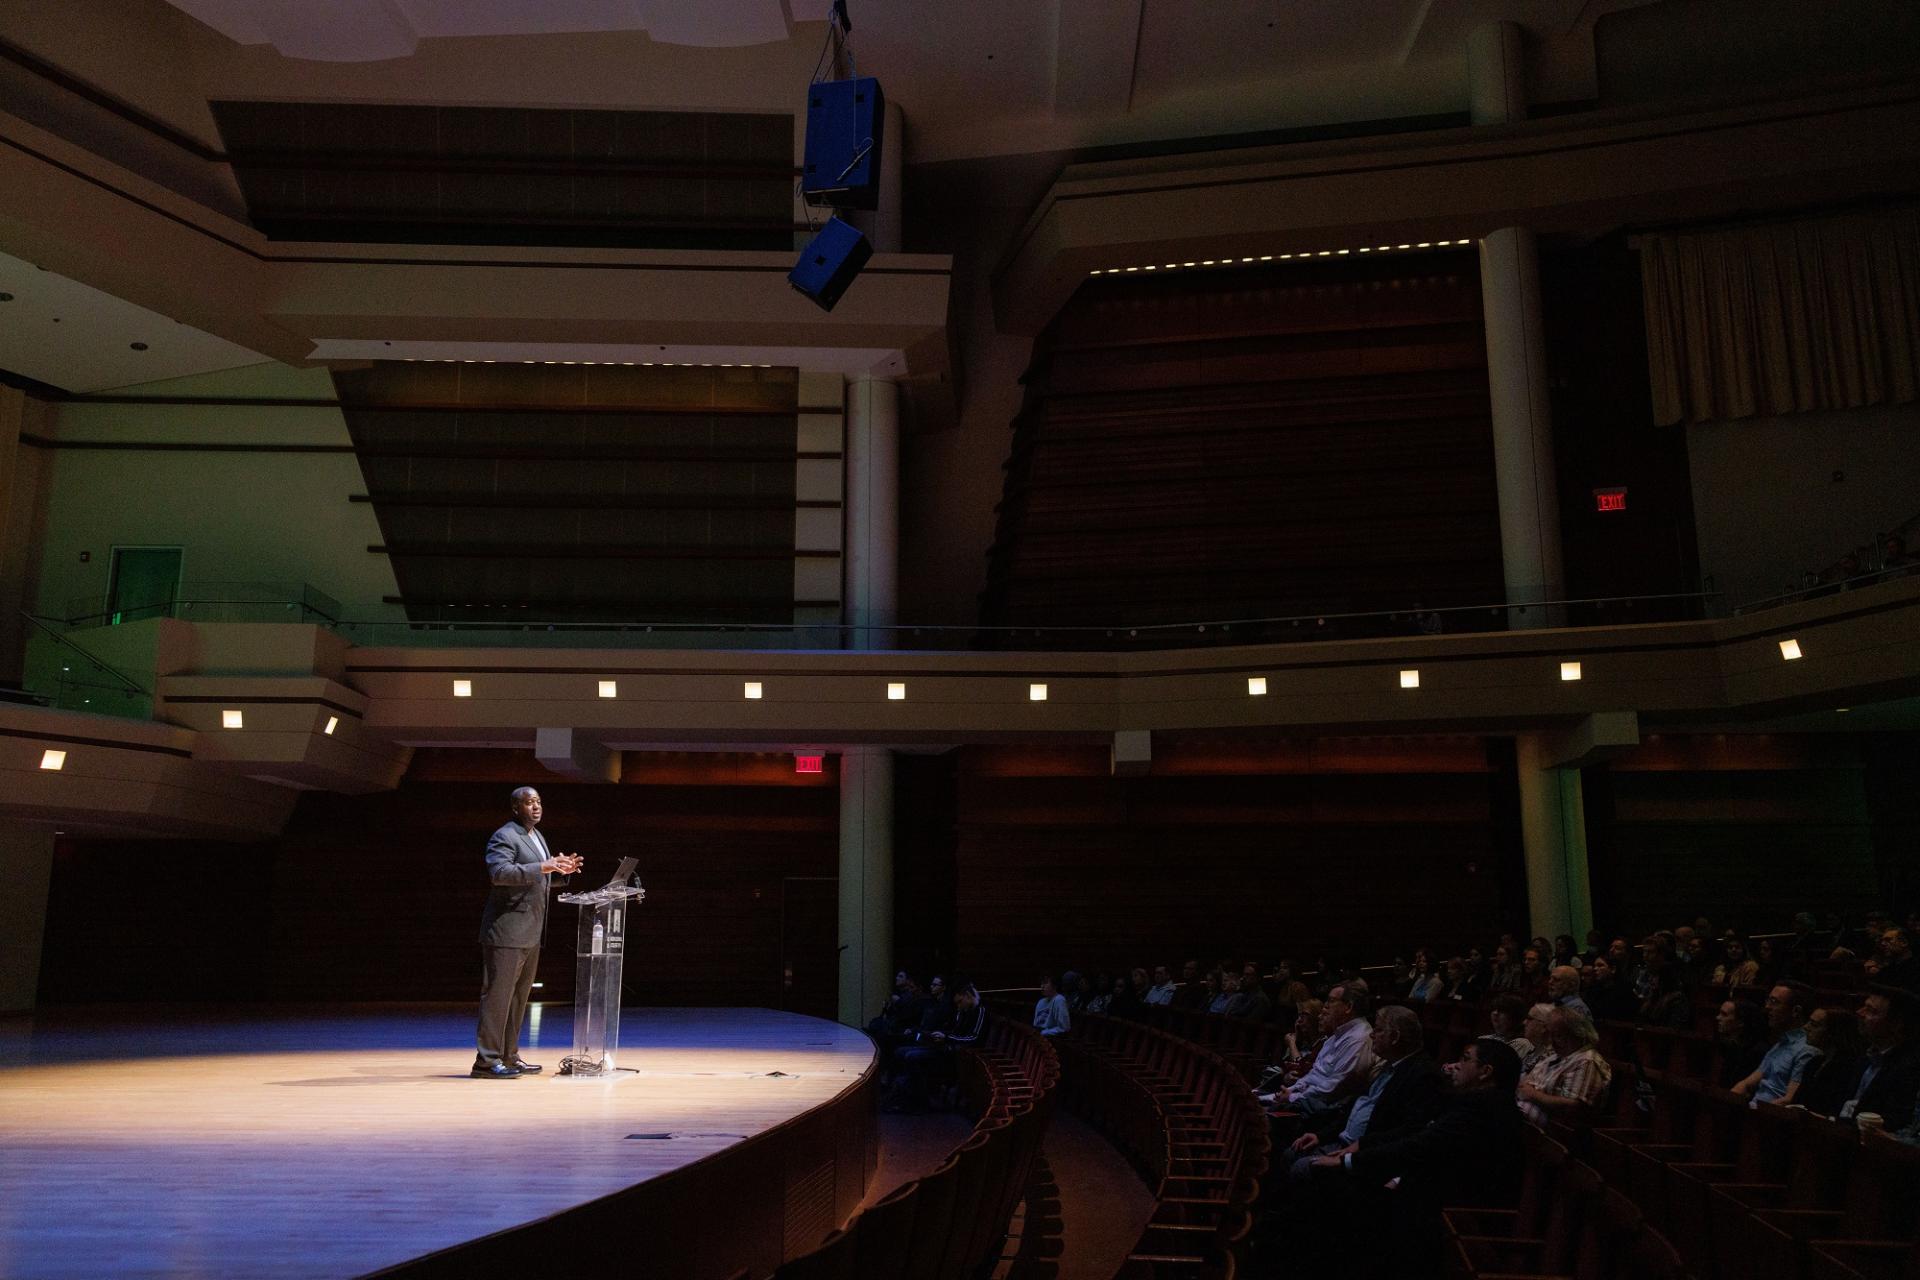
{"left": 1593, "top": 487, "right": 1627, "bottom": 513}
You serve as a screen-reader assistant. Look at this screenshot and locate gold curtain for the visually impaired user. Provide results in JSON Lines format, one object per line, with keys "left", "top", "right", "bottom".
{"left": 1640, "top": 206, "right": 1920, "bottom": 426}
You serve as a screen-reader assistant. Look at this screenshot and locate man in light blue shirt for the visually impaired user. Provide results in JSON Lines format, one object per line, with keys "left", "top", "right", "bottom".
{"left": 1734, "top": 982, "right": 1822, "bottom": 1105}
{"left": 1033, "top": 974, "right": 1072, "bottom": 1036}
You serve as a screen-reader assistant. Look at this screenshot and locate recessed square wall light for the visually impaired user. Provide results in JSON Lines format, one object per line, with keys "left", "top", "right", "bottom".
{"left": 744, "top": 681, "right": 763, "bottom": 699}
{"left": 1560, "top": 662, "right": 1582, "bottom": 681}
{"left": 1247, "top": 676, "right": 1268, "bottom": 696}
{"left": 887, "top": 682, "right": 906, "bottom": 700}
{"left": 323, "top": 716, "right": 339, "bottom": 735}
{"left": 452, "top": 680, "right": 472, "bottom": 697}
{"left": 222, "top": 709, "right": 244, "bottom": 728}
{"left": 1778, "top": 639, "right": 1802, "bottom": 660}
{"left": 598, "top": 680, "right": 618, "bottom": 699}
{"left": 1030, "top": 683, "right": 1048, "bottom": 701}
{"left": 1399, "top": 670, "right": 1421, "bottom": 689}
{"left": 39, "top": 749, "right": 65, "bottom": 770}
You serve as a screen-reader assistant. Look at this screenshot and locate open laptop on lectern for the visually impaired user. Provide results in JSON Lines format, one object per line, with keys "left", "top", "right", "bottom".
{"left": 604, "top": 856, "right": 639, "bottom": 889}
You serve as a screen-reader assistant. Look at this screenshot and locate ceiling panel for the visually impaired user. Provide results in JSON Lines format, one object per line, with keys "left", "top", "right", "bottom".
{"left": 0, "top": 250, "right": 268, "bottom": 394}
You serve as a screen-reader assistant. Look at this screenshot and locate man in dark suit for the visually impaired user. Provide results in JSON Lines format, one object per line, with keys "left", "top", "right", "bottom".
{"left": 1283, "top": 1004, "right": 1447, "bottom": 1179}
{"left": 473, "top": 787, "right": 580, "bottom": 1079}
{"left": 1831, "top": 987, "right": 1920, "bottom": 1131}
{"left": 1303, "top": 1037, "right": 1527, "bottom": 1278}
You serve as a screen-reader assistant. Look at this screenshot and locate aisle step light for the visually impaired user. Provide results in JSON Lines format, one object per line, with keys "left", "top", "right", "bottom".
{"left": 324, "top": 716, "right": 339, "bottom": 735}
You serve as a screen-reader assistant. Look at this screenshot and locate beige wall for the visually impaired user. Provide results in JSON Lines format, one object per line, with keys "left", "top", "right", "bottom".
{"left": 1687, "top": 402, "right": 1920, "bottom": 608}
{"left": 31, "top": 365, "right": 402, "bottom": 628}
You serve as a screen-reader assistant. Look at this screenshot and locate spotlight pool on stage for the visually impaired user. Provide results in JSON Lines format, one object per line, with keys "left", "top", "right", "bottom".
{"left": 0, "top": 1006, "right": 874, "bottom": 1280}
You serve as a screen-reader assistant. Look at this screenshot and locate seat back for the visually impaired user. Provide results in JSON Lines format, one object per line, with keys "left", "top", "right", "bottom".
{"left": 851, "top": 1181, "right": 916, "bottom": 1280}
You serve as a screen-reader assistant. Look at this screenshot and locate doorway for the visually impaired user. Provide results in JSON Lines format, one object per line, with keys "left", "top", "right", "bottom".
{"left": 780, "top": 876, "right": 838, "bottom": 1020}
{"left": 105, "top": 547, "right": 183, "bottom": 624}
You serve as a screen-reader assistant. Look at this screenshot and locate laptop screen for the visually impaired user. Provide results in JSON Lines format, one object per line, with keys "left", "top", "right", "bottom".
{"left": 606, "top": 856, "right": 638, "bottom": 888}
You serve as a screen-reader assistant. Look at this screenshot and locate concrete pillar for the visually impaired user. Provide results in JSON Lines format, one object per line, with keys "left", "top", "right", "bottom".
{"left": 0, "top": 831, "right": 55, "bottom": 1012}
{"left": 837, "top": 746, "right": 894, "bottom": 1028}
{"left": 844, "top": 378, "right": 899, "bottom": 650}
{"left": 1479, "top": 226, "right": 1565, "bottom": 626}
{"left": 1468, "top": 20, "right": 1527, "bottom": 126}
{"left": 1516, "top": 734, "right": 1593, "bottom": 943}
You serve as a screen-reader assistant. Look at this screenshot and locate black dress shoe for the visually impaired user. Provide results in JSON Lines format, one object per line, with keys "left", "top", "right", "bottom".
{"left": 510, "top": 1058, "right": 544, "bottom": 1074}
{"left": 471, "top": 1062, "right": 522, "bottom": 1079}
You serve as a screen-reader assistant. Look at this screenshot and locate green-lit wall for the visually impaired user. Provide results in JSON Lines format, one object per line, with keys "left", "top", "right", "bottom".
{"left": 31, "top": 364, "right": 402, "bottom": 623}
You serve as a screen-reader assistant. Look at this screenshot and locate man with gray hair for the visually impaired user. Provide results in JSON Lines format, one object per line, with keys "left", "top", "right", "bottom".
{"left": 1516, "top": 1005, "right": 1611, "bottom": 1125}
{"left": 1262, "top": 977, "right": 1376, "bottom": 1114}
{"left": 1283, "top": 1003, "right": 1446, "bottom": 1179}
{"left": 1547, "top": 965, "right": 1591, "bottom": 1020}
{"left": 473, "top": 786, "right": 581, "bottom": 1079}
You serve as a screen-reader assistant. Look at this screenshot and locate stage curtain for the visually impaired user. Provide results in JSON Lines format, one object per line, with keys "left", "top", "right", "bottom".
{"left": 1640, "top": 205, "right": 1920, "bottom": 425}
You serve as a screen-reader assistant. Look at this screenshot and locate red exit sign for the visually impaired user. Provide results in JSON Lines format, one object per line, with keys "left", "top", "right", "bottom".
{"left": 1593, "top": 487, "right": 1627, "bottom": 513}
{"left": 794, "top": 754, "right": 823, "bottom": 774}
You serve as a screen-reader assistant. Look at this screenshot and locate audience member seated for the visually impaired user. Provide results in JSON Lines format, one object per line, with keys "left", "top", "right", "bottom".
{"left": 1518, "top": 1003, "right": 1553, "bottom": 1073}
{"left": 1298, "top": 1039, "right": 1527, "bottom": 1280}
{"left": 1262, "top": 980, "right": 1375, "bottom": 1116}
{"left": 1875, "top": 926, "right": 1920, "bottom": 991}
{"left": 1128, "top": 966, "right": 1153, "bottom": 1005}
{"left": 1085, "top": 976, "right": 1117, "bottom": 1014}
{"left": 1485, "top": 944, "right": 1523, "bottom": 994}
{"left": 1829, "top": 987, "right": 1920, "bottom": 1131}
{"left": 1518, "top": 946, "right": 1549, "bottom": 1001}
{"left": 1487, "top": 995, "right": 1532, "bottom": 1060}
{"left": 1208, "top": 971, "right": 1238, "bottom": 1015}
{"left": 1798, "top": 1005, "right": 1868, "bottom": 1116}
{"left": 887, "top": 982, "right": 985, "bottom": 1112}
{"left": 1405, "top": 949, "right": 1445, "bottom": 1001}
{"left": 1637, "top": 962, "right": 1693, "bottom": 1029}
{"left": 1172, "top": 959, "right": 1209, "bottom": 1009}
{"left": 1144, "top": 963, "right": 1178, "bottom": 1005}
{"left": 1732, "top": 981, "right": 1821, "bottom": 1105}
{"left": 1032, "top": 974, "right": 1072, "bottom": 1037}
{"left": 1236, "top": 966, "right": 1274, "bottom": 1021}
{"left": 1583, "top": 952, "right": 1637, "bottom": 1022}
{"left": 1258, "top": 998, "right": 1325, "bottom": 1092}
{"left": 1547, "top": 964, "right": 1590, "bottom": 1019}
{"left": 1714, "top": 997, "right": 1770, "bottom": 1088}
{"left": 1516, "top": 1007, "right": 1612, "bottom": 1126}
{"left": 1283, "top": 1005, "right": 1446, "bottom": 1179}
{"left": 1551, "top": 934, "right": 1582, "bottom": 969}
{"left": 867, "top": 970, "right": 931, "bottom": 1065}
{"left": 1711, "top": 934, "right": 1761, "bottom": 989}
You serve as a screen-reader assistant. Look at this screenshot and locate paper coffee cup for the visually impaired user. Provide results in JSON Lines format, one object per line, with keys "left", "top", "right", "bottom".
{"left": 1857, "top": 1112, "right": 1886, "bottom": 1133}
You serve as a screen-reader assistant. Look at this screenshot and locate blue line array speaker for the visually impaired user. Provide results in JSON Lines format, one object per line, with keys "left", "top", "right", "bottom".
{"left": 788, "top": 216, "right": 872, "bottom": 312}
{"left": 802, "top": 77, "right": 885, "bottom": 210}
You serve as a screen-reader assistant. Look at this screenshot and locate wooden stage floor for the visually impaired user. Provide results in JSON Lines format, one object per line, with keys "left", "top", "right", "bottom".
{"left": 0, "top": 1005, "right": 874, "bottom": 1279}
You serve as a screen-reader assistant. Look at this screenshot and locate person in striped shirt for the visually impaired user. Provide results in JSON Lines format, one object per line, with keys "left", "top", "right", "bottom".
{"left": 1516, "top": 1007, "right": 1612, "bottom": 1126}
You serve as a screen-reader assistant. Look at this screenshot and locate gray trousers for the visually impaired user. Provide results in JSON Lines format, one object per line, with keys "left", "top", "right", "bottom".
{"left": 476, "top": 944, "right": 541, "bottom": 1065}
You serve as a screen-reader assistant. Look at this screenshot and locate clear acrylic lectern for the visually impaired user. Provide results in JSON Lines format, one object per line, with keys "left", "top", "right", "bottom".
{"left": 556, "top": 869, "right": 645, "bottom": 1077}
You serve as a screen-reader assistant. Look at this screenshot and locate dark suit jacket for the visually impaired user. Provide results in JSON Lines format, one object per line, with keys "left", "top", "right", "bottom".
{"left": 1839, "top": 1039, "right": 1920, "bottom": 1132}
{"left": 479, "top": 821, "right": 560, "bottom": 948}
{"left": 1347, "top": 1085, "right": 1527, "bottom": 1209}
{"left": 1308, "top": 1052, "right": 1448, "bottom": 1143}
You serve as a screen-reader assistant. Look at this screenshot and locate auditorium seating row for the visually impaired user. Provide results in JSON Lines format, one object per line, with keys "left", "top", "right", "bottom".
{"left": 771, "top": 1017, "right": 1060, "bottom": 1280}
{"left": 1575, "top": 1072, "right": 1920, "bottom": 1280}
{"left": 1046, "top": 1010, "right": 1272, "bottom": 1280}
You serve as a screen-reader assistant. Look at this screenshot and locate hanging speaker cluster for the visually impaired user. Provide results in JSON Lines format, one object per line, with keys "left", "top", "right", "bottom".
{"left": 789, "top": 4, "right": 884, "bottom": 312}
